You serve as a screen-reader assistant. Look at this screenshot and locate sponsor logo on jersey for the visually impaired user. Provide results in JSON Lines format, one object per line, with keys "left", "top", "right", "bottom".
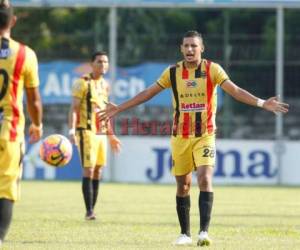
{"left": 185, "top": 80, "right": 197, "bottom": 88}
{"left": 181, "top": 103, "right": 207, "bottom": 112}
{"left": 0, "top": 48, "right": 11, "bottom": 59}
{"left": 180, "top": 92, "right": 205, "bottom": 98}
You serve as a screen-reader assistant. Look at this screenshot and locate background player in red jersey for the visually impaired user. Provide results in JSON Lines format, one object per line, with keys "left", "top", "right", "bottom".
{"left": 0, "top": 0, "right": 43, "bottom": 246}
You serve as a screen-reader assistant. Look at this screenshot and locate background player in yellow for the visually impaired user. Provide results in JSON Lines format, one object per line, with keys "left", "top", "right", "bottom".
{"left": 98, "top": 31, "right": 289, "bottom": 246}
{"left": 69, "top": 51, "right": 121, "bottom": 220}
{"left": 0, "top": 0, "right": 43, "bottom": 246}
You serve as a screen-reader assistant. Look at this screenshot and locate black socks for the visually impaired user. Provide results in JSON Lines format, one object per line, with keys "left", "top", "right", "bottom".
{"left": 199, "top": 191, "right": 214, "bottom": 232}
{"left": 0, "top": 198, "right": 13, "bottom": 241}
{"left": 82, "top": 177, "right": 93, "bottom": 213}
{"left": 92, "top": 179, "right": 99, "bottom": 209}
{"left": 176, "top": 196, "right": 191, "bottom": 236}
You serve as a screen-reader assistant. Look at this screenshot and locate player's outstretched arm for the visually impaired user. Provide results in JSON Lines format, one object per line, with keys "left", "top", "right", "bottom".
{"left": 25, "top": 87, "right": 43, "bottom": 143}
{"left": 99, "top": 83, "right": 163, "bottom": 122}
{"left": 221, "top": 80, "right": 289, "bottom": 114}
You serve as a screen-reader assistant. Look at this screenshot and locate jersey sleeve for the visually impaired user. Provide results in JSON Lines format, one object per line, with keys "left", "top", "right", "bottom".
{"left": 72, "top": 78, "right": 85, "bottom": 99}
{"left": 156, "top": 67, "right": 171, "bottom": 89}
{"left": 211, "top": 62, "right": 229, "bottom": 86}
{"left": 23, "top": 47, "right": 39, "bottom": 88}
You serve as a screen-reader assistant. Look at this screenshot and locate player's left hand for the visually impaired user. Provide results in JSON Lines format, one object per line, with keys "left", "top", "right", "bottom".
{"left": 263, "top": 96, "right": 289, "bottom": 114}
{"left": 29, "top": 123, "right": 43, "bottom": 143}
{"left": 109, "top": 135, "right": 121, "bottom": 153}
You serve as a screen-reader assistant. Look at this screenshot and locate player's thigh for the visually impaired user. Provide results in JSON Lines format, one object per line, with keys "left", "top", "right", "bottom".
{"left": 76, "top": 130, "right": 97, "bottom": 168}
{"left": 95, "top": 135, "right": 107, "bottom": 167}
{"left": 171, "top": 136, "right": 194, "bottom": 176}
{"left": 0, "top": 139, "right": 23, "bottom": 201}
{"left": 192, "top": 134, "right": 216, "bottom": 168}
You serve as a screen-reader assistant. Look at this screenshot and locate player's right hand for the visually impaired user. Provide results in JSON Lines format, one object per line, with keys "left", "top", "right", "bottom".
{"left": 97, "top": 102, "right": 119, "bottom": 123}
{"left": 69, "top": 131, "right": 76, "bottom": 144}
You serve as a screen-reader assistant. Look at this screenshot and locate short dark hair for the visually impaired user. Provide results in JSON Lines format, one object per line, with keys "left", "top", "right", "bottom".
{"left": 91, "top": 51, "right": 108, "bottom": 62}
{"left": 182, "top": 30, "right": 203, "bottom": 43}
{"left": 0, "top": 0, "right": 13, "bottom": 30}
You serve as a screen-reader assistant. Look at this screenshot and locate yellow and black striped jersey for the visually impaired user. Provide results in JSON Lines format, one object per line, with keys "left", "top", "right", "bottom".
{"left": 0, "top": 37, "right": 39, "bottom": 142}
{"left": 71, "top": 74, "right": 109, "bottom": 134}
{"left": 157, "top": 59, "right": 228, "bottom": 138}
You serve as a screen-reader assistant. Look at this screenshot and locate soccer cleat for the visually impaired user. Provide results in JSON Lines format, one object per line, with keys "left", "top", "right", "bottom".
{"left": 85, "top": 211, "right": 96, "bottom": 220}
{"left": 197, "top": 231, "right": 212, "bottom": 247}
{"left": 173, "top": 234, "right": 192, "bottom": 246}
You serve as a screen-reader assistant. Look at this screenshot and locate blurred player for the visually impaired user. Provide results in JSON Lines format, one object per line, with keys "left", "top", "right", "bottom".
{"left": 68, "top": 51, "right": 121, "bottom": 220}
{"left": 98, "top": 31, "right": 289, "bottom": 246}
{"left": 0, "top": 0, "right": 43, "bottom": 246}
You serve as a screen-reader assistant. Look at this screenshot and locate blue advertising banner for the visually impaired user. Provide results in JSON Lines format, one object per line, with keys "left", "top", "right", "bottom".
{"left": 115, "top": 63, "right": 172, "bottom": 106}
{"left": 39, "top": 61, "right": 172, "bottom": 106}
{"left": 39, "top": 61, "right": 223, "bottom": 107}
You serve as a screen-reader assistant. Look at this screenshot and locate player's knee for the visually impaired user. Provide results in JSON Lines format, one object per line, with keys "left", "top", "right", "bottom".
{"left": 83, "top": 168, "right": 94, "bottom": 178}
{"left": 198, "top": 175, "right": 212, "bottom": 189}
{"left": 177, "top": 182, "right": 191, "bottom": 195}
{"left": 183, "top": 183, "right": 191, "bottom": 193}
{"left": 93, "top": 167, "right": 102, "bottom": 179}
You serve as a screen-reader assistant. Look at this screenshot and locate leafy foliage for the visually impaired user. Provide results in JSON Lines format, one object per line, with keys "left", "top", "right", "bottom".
{"left": 12, "top": 7, "right": 299, "bottom": 64}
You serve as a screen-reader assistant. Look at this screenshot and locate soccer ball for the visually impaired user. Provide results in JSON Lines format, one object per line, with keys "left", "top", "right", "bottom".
{"left": 39, "top": 134, "right": 73, "bottom": 167}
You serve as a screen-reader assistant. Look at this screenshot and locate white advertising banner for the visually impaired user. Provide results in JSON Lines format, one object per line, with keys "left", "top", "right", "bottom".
{"left": 214, "top": 140, "right": 278, "bottom": 185}
{"left": 112, "top": 137, "right": 299, "bottom": 185}
{"left": 281, "top": 141, "right": 300, "bottom": 185}
{"left": 23, "top": 136, "right": 299, "bottom": 185}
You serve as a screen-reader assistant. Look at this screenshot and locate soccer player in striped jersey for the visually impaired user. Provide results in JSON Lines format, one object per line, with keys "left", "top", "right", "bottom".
{"left": 0, "top": 0, "right": 43, "bottom": 246}
{"left": 98, "top": 31, "right": 289, "bottom": 246}
{"left": 68, "top": 51, "right": 121, "bottom": 220}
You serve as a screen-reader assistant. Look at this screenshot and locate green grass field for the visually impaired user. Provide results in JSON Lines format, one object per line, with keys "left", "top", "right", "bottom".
{"left": 3, "top": 182, "right": 300, "bottom": 250}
